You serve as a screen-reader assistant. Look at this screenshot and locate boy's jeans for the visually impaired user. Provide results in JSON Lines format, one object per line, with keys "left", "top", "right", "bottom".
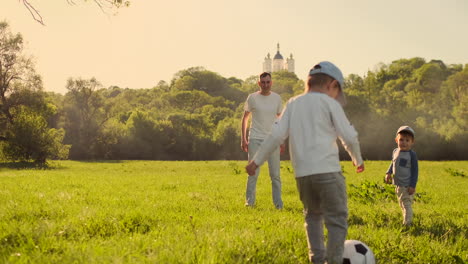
{"left": 246, "top": 138, "right": 283, "bottom": 209}
{"left": 296, "top": 172, "right": 348, "bottom": 264}
{"left": 396, "top": 186, "right": 414, "bottom": 225}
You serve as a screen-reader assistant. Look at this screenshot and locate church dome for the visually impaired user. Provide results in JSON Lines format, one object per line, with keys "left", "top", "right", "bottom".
{"left": 273, "top": 51, "right": 283, "bottom": 60}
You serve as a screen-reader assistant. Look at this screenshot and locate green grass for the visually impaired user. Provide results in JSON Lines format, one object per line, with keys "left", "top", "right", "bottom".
{"left": 0, "top": 160, "right": 467, "bottom": 263}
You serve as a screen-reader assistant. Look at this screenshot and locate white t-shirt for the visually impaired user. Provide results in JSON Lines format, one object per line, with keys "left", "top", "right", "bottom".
{"left": 244, "top": 91, "right": 282, "bottom": 140}
{"left": 253, "top": 92, "right": 363, "bottom": 178}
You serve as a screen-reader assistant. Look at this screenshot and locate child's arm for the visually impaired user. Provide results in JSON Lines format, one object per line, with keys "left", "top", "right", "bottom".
{"left": 250, "top": 101, "right": 291, "bottom": 169}
{"left": 408, "top": 150, "right": 419, "bottom": 195}
{"left": 385, "top": 158, "right": 393, "bottom": 184}
{"left": 384, "top": 149, "right": 397, "bottom": 184}
{"left": 331, "top": 104, "right": 363, "bottom": 168}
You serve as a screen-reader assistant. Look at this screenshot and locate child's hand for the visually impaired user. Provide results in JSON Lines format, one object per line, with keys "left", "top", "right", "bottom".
{"left": 408, "top": 187, "right": 415, "bottom": 195}
{"left": 280, "top": 144, "right": 286, "bottom": 154}
{"left": 385, "top": 174, "right": 392, "bottom": 184}
{"left": 356, "top": 164, "right": 364, "bottom": 173}
{"left": 245, "top": 161, "right": 258, "bottom": 176}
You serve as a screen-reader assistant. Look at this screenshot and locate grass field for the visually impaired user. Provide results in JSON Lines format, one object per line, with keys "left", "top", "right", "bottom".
{"left": 0, "top": 160, "right": 467, "bottom": 263}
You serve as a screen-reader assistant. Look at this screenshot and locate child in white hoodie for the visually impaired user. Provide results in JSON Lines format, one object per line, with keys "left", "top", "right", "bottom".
{"left": 246, "top": 61, "right": 364, "bottom": 264}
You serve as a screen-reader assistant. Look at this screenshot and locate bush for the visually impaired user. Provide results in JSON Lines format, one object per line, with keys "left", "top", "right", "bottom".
{"left": 2, "top": 107, "right": 70, "bottom": 163}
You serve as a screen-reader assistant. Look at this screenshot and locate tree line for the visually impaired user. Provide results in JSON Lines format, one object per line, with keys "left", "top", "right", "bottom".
{"left": 0, "top": 22, "right": 466, "bottom": 163}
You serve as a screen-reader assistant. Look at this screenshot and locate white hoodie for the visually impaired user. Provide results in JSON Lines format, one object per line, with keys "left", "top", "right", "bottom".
{"left": 253, "top": 92, "right": 363, "bottom": 178}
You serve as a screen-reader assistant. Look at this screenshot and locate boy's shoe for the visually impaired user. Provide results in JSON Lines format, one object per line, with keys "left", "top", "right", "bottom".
{"left": 244, "top": 202, "right": 254, "bottom": 208}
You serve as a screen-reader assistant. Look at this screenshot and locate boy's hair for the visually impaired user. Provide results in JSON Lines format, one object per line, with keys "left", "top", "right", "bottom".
{"left": 398, "top": 131, "right": 414, "bottom": 140}
{"left": 306, "top": 73, "right": 336, "bottom": 91}
{"left": 259, "top": 72, "right": 271, "bottom": 79}
{"left": 396, "top": 126, "right": 415, "bottom": 140}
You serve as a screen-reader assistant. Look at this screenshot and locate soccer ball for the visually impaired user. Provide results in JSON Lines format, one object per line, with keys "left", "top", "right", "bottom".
{"left": 342, "top": 240, "right": 375, "bottom": 264}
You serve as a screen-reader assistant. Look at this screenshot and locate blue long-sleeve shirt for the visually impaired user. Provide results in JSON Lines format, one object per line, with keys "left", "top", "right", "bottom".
{"left": 386, "top": 149, "right": 418, "bottom": 188}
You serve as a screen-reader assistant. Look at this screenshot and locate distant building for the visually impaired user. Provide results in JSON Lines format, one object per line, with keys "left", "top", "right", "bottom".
{"left": 263, "top": 43, "right": 295, "bottom": 73}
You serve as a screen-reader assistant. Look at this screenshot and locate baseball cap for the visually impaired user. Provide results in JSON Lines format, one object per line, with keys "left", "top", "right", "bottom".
{"left": 396, "top": 126, "right": 415, "bottom": 137}
{"left": 309, "top": 61, "right": 346, "bottom": 106}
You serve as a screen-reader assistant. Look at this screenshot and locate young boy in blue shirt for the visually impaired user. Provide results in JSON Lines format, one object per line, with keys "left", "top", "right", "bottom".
{"left": 385, "top": 126, "right": 419, "bottom": 226}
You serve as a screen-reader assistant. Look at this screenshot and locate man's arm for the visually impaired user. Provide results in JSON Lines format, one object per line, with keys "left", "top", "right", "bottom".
{"left": 241, "top": 111, "right": 251, "bottom": 152}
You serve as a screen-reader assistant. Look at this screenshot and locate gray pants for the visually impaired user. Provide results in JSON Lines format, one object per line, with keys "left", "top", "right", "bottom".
{"left": 246, "top": 138, "right": 283, "bottom": 209}
{"left": 396, "top": 186, "right": 414, "bottom": 225}
{"left": 296, "top": 172, "right": 348, "bottom": 264}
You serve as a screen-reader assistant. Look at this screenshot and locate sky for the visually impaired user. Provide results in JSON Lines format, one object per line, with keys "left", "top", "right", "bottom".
{"left": 1, "top": 0, "right": 467, "bottom": 94}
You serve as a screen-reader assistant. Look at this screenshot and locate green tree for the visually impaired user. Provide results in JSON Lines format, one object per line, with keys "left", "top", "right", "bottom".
{"left": 0, "top": 21, "right": 40, "bottom": 134}
{"left": 345, "top": 58, "right": 467, "bottom": 160}
{"left": 121, "top": 110, "right": 172, "bottom": 159}
{"left": 213, "top": 117, "right": 242, "bottom": 160}
{"left": 166, "top": 113, "right": 217, "bottom": 160}
{"left": 3, "top": 106, "right": 69, "bottom": 163}
{"left": 161, "top": 90, "right": 233, "bottom": 113}
{"left": 171, "top": 67, "right": 246, "bottom": 105}
{"left": 431, "top": 65, "right": 468, "bottom": 140}
{"left": 240, "top": 75, "right": 259, "bottom": 94}
{"left": 387, "top": 57, "right": 426, "bottom": 79}
{"left": 0, "top": 21, "right": 68, "bottom": 163}
{"left": 196, "top": 105, "right": 234, "bottom": 126}
{"left": 63, "top": 78, "right": 117, "bottom": 159}
{"left": 414, "top": 62, "right": 448, "bottom": 93}
{"left": 271, "top": 70, "right": 302, "bottom": 99}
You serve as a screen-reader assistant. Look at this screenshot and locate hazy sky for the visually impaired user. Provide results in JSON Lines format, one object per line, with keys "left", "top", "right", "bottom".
{"left": 1, "top": 0, "right": 467, "bottom": 94}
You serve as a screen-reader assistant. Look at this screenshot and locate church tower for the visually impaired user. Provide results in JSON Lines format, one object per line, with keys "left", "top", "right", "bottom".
{"left": 286, "top": 53, "right": 295, "bottom": 73}
{"left": 272, "top": 43, "right": 284, "bottom": 72}
{"left": 263, "top": 43, "right": 294, "bottom": 73}
{"left": 263, "top": 53, "right": 272, "bottom": 73}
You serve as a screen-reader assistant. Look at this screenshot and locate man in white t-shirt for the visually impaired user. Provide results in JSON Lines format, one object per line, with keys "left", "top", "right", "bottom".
{"left": 241, "top": 72, "right": 283, "bottom": 209}
{"left": 246, "top": 62, "right": 365, "bottom": 264}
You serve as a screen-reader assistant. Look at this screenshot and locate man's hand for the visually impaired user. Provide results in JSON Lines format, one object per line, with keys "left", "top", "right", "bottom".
{"left": 241, "top": 139, "right": 249, "bottom": 152}
{"left": 385, "top": 173, "right": 392, "bottom": 184}
{"left": 246, "top": 161, "right": 258, "bottom": 176}
{"left": 408, "top": 187, "right": 416, "bottom": 195}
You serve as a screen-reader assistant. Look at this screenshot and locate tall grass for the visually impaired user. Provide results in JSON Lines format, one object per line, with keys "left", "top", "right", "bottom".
{"left": 0, "top": 160, "right": 466, "bottom": 263}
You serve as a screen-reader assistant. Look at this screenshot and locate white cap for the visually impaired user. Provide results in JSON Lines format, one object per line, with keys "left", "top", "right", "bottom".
{"left": 396, "top": 126, "right": 415, "bottom": 137}
{"left": 309, "top": 61, "right": 346, "bottom": 106}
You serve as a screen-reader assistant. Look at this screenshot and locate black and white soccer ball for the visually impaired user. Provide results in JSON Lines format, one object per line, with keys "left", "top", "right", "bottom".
{"left": 342, "top": 240, "right": 376, "bottom": 264}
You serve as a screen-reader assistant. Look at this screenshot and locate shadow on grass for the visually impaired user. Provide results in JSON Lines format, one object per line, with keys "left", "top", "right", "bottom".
{"left": 75, "top": 160, "right": 125, "bottom": 164}
{"left": 406, "top": 218, "right": 467, "bottom": 241}
{"left": 0, "top": 161, "right": 66, "bottom": 170}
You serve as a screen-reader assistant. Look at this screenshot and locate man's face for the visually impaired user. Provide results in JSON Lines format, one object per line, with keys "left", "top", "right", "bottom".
{"left": 258, "top": 75, "right": 272, "bottom": 93}
{"left": 396, "top": 133, "right": 414, "bottom": 151}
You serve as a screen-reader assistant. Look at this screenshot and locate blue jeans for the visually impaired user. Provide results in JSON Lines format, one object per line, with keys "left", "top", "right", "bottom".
{"left": 246, "top": 138, "right": 283, "bottom": 209}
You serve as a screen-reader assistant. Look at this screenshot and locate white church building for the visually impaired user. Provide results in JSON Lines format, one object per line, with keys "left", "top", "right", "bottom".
{"left": 263, "top": 43, "right": 295, "bottom": 73}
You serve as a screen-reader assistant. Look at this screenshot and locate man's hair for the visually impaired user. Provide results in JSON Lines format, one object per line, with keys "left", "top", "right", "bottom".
{"left": 398, "top": 131, "right": 414, "bottom": 140}
{"left": 259, "top": 72, "right": 271, "bottom": 79}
